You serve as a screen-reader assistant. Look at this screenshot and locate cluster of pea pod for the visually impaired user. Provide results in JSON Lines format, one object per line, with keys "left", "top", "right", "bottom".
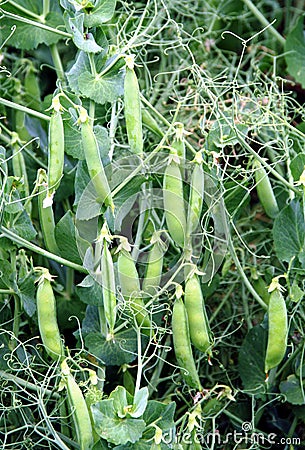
{"left": 33, "top": 56, "right": 288, "bottom": 449}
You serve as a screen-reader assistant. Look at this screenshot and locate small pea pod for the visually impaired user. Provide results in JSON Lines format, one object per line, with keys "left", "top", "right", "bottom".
{"left": 141, "top": 108, "right": 163, "bottom": 137}
{"left": 265, "top": 280, "right": 288, "bottom": 373}
{"left": 61, "top": 359, "right": 94, "bottom": 450}
{"left": 186, "top": 152, "right": 204, "bottom": 236}
{"left": 48, "top": 96, "right": 65, "bottom": 197}
{"left": 37, "top": 169, "right": 60, "bottom": 255}
{"left": 254, "top": 160, "right": 279, "bottom": 219}
{"left": 36, "top": 268, "right": 64, "bottom": 361}
{"left": 163, "top": 156, "right": 187, "bottom": 248}
{"left": 24, "top": 62, "right": 41, "bottom": 111}
{"left": 142, "top": 233, "right": 165, "bottom": 298}
{"left": 185, "top": 272, "right": 212, "bottom": 354}
{"left": 101, "top": 238, "right": 117, "bottom": 334}
{"left": 172, "top": 295, "right": 202, "bottom": 390}
{"left": 118, "top": 249, "right": 152, "bottom": 335}
{"left": 79, "top": 108, "right": 114, "bottom": 209}
{"left": 124, "top": 56, "right": 143, "bottom": 157}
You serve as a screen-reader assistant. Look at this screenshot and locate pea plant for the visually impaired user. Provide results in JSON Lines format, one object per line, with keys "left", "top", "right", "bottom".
{"left": 1, "top": 0, "right": 305, "bottom": 449}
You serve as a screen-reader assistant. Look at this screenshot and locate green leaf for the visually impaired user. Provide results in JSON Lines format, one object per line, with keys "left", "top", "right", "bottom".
{"left": 66, "top": 51, "right": 91, "bottom": 94}
{"left": 10, "top": 210, "right": 37, "bottom": 242}
{"left": 55, "top": 211, "right": 88, "bottom": 265}
{"left": 0, "top": 1, "right": 65, "bottom": 50}
{"left": 83, "top": 0, "right": 117, "bottom": 27}
{"left": 76, "top": 276, "right": 103, "bottom": 306}
{"left": 285, "top": 16, "right": 305, "bottom": 88}
{"left": 78, "top": 66, "right": 124, "bottom": 105}
{"left": 290, "top": 153, "right": 305, "bottom": 182}
{"left": 111, "top": 386, "right": 130, "bottom": 418}
{"left": 143, "top": 401, "right": 176, "bottom": 432}
{"left": 206, "top": 116, "right": 248, "bottom": 150}
{"left": 273, "top": 199, "right": 305, "bottom": 264}
{"left": 85, "top": 329, "right": 138, "bottom": 366}
{"left": 68, "top": 14, "right": 103, "bottom": 53}
{"left": 0, "top": 260, "right": 14, "bottom": 289}
{"left": 18, "top": 275, "right": 36, "bottom": 317}
{"left": 131, "top": 388, "right": 149, "bottom": 418}
{"left": 92, "top": 398, "right": 146, "bottom": 445}
{"left": 279, "top": 375, "right": 305, "bottom": 405}
{"left": 238, "top": 324, "right": 267, "bottom": 393}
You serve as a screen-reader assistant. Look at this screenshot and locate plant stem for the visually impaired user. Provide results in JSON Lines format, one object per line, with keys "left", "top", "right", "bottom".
{"left": 241, "top": 0, "right": 285, "bottom": 46}
{"left": 0, "top": 369, "right": 60, "bottom": 399}
{"left": 0, "top": 9, "right": 72, "bottom": 38}
{"left": 42, "top": 0, "right": 50, "bottom": 18}
{"left": 12, "top": 294, "right": 21, "bottom": 350}
{"left": 65, "top": 268, "right": 74, "bottom": 299}
{"left": 0, "top": 97, "right": 50, "bottom": 121}
{"left": 7, "top": 1, "right": 41, "bottom": 21}
{"left": 0, "top": 226, "right": 87, "bottom": 273}
{"left": 50, "top": 44, "right": 65, "bottom": 86}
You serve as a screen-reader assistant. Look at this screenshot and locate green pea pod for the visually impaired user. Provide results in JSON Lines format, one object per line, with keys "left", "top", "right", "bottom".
{"left": 142, "top": 234, "right": 165, "bottom": 298}
{"left": 265, "top": 285, "right": 288, "bottom": 373}
{"left": 61, "top": 359, "right": 94, "bottom": 450}
{"left": 24, "top": 63, "right": 41, "bottom": 111}
{"left": 185, "top": 273, "right": 212, "bottom": 354}
{"left": 48, "top": 109, "right": 64, "bottom": 195}
{"left": 187, "top": 153, "right": 204, "bottom": 236}
{"left": 11, "top": 136, "right": 31, "bottom": 216}
{"left": 36, "top": 269, "right": 64, "bottom": 361}
{"left": 141, "top": 108, "right": 163, "bottom": 137}
{"left": 118, "top": 249, "right": 152, "bottom": 335}
{"left": 163, "top": 157, "right": 187, "bottom": 248}
{"left": 254, "top": 160, "right": 279, "bottom": 219}
{"left": 124, "top": 56, "right": 143, "bottom": 156}
{"left": 80, "top": 115, "right": 114, "bottom": 209}
{"left": 101, "top": 240, "right": 117, "bottom": 334}
{"left": 172, "top": 297, "right": 202, "bottom": 390}
{"left": 37, "top": 169, "right": 60, "bottom": 255}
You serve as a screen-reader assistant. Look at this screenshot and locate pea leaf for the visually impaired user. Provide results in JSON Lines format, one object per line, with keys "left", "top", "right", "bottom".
{"left": 78, "top": 66, "right": 124, "bottom": 105}
{"left": 55, "top": 211, "right": 89, "bottom": 265}
{"left": 85, "top": 329, "right": 138, "bottom": 366}
{"left": 82, "top": 0, "right": 117, "bottom": 27}
{"left": 91, "top": 399, "right": 146, "bottom": 445}
{"left": 238, "top": 324, "right": 267, "bottom": 393}
{"left": 68, "top": 14, "right": 103, "bottom": 53}
{"left": 279, "top": 375, "right": 305, "bottom": 405}
{"left": 273, "top": 199, "right": 305, "bottom": 264}
{"left": 0, "top": 1, "right": 65, "bottom": 50}
{"left": 18, "top": 275, "right": 36, "bottom": 317}
{"left": 0, "top": 261, "right": 14, "bottom": 289}
{"left": 76, "top": 276, "right": 103, "bottom": 306}
{"left": 285, "top": 16, "right": 305, "bottom": 88}
{"left": 290, "top": 154, "right": 305, "bottom": 182}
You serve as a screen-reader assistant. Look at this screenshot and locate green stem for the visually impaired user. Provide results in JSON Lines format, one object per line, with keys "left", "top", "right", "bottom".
{"left": 134, "top": 328, "right": 143, "bottom": 396}
{"left": 42, "top": 0, "right": 50, "bottom": 18}
{"left": 0, "top": 97, "right": 50, "bottom": 121}
{"left": 65, "top": 268, "right": 74, "bottom": 299}
{"left": 50, "top": 44, "right": 65, "bottom": 85}
{"left": 209, "top": 284, "right": 235, "bottom": 323}
{"left": 0, "top": 369, "right": 60, "bottom": 399}
{"left": 241, "top": 0, "right": 285, "bottom": 46}
{"left": 0, "top": 226, "right": 87, "bottom": 273}
{"left": 0, "top": 9, "right": 72, "bottom": 38}
{"left": 12, "top": 294, "right": 21, "bottom": 350}
{"left": 7, "top": 0, "right": 42, "bottom": 21}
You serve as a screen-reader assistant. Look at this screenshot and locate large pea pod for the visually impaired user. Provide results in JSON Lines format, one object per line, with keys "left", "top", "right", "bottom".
{"left": 265, "top": 284, "right": 288, "bottom": 374}
{"left": 163, "top": 157, "right": 187, "bottom": 248}
{"left": 101, "top": 239, "right": 117, "bottom": 334}
{"left": 254, "top": 160, "right": 279, "bottom": 219}
{"left": 185, "top": 273, "right": 212, "bottom": 354}
{"left": 36, "top": 269, "right": 64, "bottom": 361}
{"left": 142, "top": 234, "right": 165, "bottom": 298}
{"left": 124, "top": 56, "right": 143, "bottom": 157}
{"left": 79, "top": 109, "right": 114, "bottom": 209}
{"left": 37, "top": 169, "right": 59, "bottom": 255}
{"left": 118, "top": 249, "right": 152, "bottom": 335}
{"left": 186, "top": 153, "right": 204, "bottom": 236}
{"left": 172, "top": 296, "right": 202, "bottom": 391}
{"left": 61, "top": 359, "right": 94, "bottom": 450}
{"left": 48, "top": 97, "right": 65, "bottom": 197}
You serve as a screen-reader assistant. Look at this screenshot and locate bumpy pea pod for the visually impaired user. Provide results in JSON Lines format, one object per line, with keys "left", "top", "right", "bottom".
{"left": 100, "top": 230, "right": 117, "bottom": 335}
{"left": 163, "top": 155, "right": 187, "bottom": 248}
{"left": 142, "top": 232, "right": 165, "bottom": 299}
{"left": 172, "top": 295, "right": 202, "bottom": 391}
{"left": 36, "top": 268, "right": 64, "bottom": 361}
{"left": 254, "top": 160, "right": 279, "bottom": 219}
{"left": 186, "top": 152, "right": 204, "bottom": 236}
{"left": 37, "top": 169, "right": 60, "bottom": 255}
{"left": 185, "top": 272, "right": 212, "bottom": 354}
{"left": 265, "top": 278, "right": 288, "bottom": 374}
{"left": 47, "top": 95, "right": 65, "bottom": 200}
{"left": 79, "top": 107, "right": 114, "bottom": 209}
{"left": 124, "top": 55, "right": 143, "bottom": 157}
{"left": 118, "top": 248, "right": 152, "bottom": 335}
{"left": 61, "top": 359, "right": 94, "bottom": 450}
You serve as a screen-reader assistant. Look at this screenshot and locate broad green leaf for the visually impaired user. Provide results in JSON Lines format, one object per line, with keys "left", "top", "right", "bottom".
{"left": 131, "top": 387, "right": 149, "bottom": 418}
{"left": 290, "top": 153, "right": 305, "bottom": 182}
{"left": 18, "top": 275, "right": 36, "bottom": 317}
{"left": 66, "top": 51, "right": 91, "bottom": 94}
{"left": 110, "top": 386, "right": 130, "bottom": 418}
{"left": 55, "top": 211, "right": 88, "bottom": 265}
{"left": 64, "top": 121, "right": 110, "bottom": 161}
{"left": 279, "top": 375, "right": 305, "bottom": 405}
{"left": 76, "top": 276, "right": 103, "bottom": 306}
{"left": 0, "top": 261, "right": 14, "bottom": 289}
{"left": 273, "top": 200, "right": 305, "bottom": 264}
{"left": 81, "top": 305, "right": 101, "bottom": 335}
{"left": 83, "top": 0, "right": 117, "bottom": 27}
{"left": 68, "top": 14, "right": 103, "bottom": 53}
{"left": 92, "top": 398, "right": 146, "bottom": 445}
{"left": 56, "top": 294, "right": 86, "bottom": 330}
{"left": 0, "top": 1, "right": 64, "bottom": 50}
{"left": 78, "top": 67, "right": 124, "bottom": 105}
{"left": 285, "top": 16, "right": 305, "bottom": 88}
{"left": 143, "top": 401, "right": 176, "bottom": 434}
{"left": 206, "top": 117, "right": 248, "bottom": 150}
{"left": 10, "top": 210, "right": 37, "bottom": 242}
{"left": 84, "top": 329, "right": 138, "bottom": 365}
{"left": 238, "top": 324, "right": 267, "bottom": 393}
